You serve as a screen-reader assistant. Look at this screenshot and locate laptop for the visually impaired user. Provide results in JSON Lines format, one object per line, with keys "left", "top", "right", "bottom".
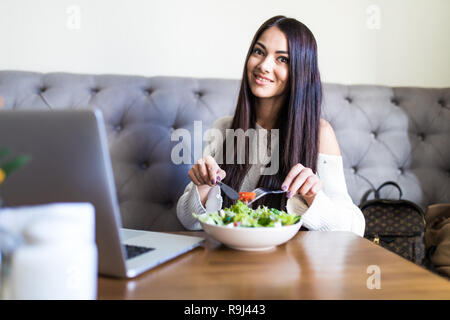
{"left": 0, "top": 109, "right": 204, "bottom": 278}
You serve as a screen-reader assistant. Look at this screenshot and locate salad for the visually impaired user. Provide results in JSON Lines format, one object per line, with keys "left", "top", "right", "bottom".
{"left": 192, "top": 200, "right": 301, "bottom": 228}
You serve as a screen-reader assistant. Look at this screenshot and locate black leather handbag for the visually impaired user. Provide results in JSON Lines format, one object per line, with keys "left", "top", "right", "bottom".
{"left": 359, "top": 181, "right": 426, "bottom": 265}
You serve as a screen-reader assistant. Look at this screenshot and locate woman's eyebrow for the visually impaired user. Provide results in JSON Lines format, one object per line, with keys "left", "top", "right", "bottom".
{"left": 255, "top": 42, "right": 289, "bottom": 54}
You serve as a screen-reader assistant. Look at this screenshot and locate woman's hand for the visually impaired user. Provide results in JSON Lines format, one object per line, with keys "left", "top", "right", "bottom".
{"left": 281, "top": 164, "right": 322, "bottom": 206}
{"left": 188, "top": 155, "right": 226, "bottom": 187}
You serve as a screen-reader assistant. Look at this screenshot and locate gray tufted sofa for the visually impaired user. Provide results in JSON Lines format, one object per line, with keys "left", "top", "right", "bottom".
{"left": 0, "top": 70, "right": 449, "bottom": 231}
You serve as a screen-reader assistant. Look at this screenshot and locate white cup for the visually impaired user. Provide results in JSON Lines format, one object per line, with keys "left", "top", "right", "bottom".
{"left": 0, "top": 203, "right": 97, "bottom": 300}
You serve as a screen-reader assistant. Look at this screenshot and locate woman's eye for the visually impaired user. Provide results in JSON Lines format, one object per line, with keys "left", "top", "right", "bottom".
{"left": 279, "top": 56, "right": 289, "bottom": 64}
{"left": 253, "top": 48, "right": 264, "bottom": 55}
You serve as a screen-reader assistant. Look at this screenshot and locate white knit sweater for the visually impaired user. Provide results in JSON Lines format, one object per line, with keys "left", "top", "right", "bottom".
{"left": 176, "top": 116, "right": 365, "bottom": 237}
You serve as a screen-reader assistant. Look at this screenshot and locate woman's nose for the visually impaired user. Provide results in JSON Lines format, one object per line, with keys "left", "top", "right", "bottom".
{"left": 258, "top": 56, "right": 275, "bottom": 73}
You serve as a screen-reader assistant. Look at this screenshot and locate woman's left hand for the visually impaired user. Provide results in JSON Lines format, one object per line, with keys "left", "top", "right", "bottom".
{"left": 281, "top": 164, "right": 322, "bottom": 206}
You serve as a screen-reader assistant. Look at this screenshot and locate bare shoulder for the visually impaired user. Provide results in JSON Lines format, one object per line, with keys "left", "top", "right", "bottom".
{"left": 319, "top": 119, "right": 341, "bottom": 156}
{"left": 211, "top": 115, "right": 233, "bottom": 131}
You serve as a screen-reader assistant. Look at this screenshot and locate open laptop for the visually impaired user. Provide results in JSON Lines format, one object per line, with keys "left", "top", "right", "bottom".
{"left": 0, "top": 109, "right": 204, "bottom": 278}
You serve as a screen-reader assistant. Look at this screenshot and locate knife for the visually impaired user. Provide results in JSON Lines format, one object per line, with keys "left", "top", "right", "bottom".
{"left": 215, "top": 181, "right": 239, "bottom": 200}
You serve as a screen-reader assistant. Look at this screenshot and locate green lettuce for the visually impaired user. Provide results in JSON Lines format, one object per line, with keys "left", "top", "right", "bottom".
{"left": 193, "top": 200, "right": 301, "bottom": 228}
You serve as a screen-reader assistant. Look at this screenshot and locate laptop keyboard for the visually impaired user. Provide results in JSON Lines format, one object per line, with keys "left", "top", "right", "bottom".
{"left": 124, "top": 244, "right": 155, "bottom": 260}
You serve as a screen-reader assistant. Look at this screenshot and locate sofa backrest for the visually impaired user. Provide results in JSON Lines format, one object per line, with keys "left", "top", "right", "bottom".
{"left": 1, "top": 71, "right": 449, "bottom": 231}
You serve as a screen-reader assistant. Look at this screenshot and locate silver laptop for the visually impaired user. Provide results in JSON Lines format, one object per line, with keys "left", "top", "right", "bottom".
{"left": 0, "top": 109, "right": 204, "bottom": 278}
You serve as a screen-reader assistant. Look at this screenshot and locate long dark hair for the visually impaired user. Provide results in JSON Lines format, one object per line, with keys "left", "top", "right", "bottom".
{"left": 219, "top": 15, "right": 322, "bottom": 210}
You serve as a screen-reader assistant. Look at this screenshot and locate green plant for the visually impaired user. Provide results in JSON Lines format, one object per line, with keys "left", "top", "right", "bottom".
{"left": 0, "top": 148, "right": 31, "bottom": 206}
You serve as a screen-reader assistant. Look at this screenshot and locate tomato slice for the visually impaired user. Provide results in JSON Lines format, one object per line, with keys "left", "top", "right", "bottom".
{"left": 239, "top": 192, "right": 256, "bottom": 202}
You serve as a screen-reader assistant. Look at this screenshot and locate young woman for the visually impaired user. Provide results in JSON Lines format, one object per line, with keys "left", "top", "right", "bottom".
{"left": 176, "top": 16, "right": 365, "bottom": 236}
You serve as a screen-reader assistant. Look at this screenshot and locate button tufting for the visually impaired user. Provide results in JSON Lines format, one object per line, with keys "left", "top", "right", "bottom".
{"left": 114, "top": 124, "right": 123, "bottom": 132}
{"left": 144, "top": 88, "right": 153, "bottom": 95}
{"left": 370, "top": 131, "right": 377, "bottom": 139}
{"left": 345, "top": 97, "right": 352, "bottom": 103}
{"left": 351, "top": 166, "right": 357, "bottom": 174}
{"left": 91, "top": 87, "right": 101, "bottom": 94}
{"left": 438, "top": 99, "right": 446, "bottom": 107}
{"left": 195, "top": 91, "right": 203, "bottom": 98}
{"left": 39, "top": 86, "right": 47, "bottom": 93}
{"left": 391, "top": 98, "right": 399, "bottom": 105}
{"left": 139, "top": 162, "right": 149, "bottom": 170}
{"left": 165, "top": 201, "right": 173, "bottom": 209}
{"left": 398, "top": 168, "right": 404, "bottom": 175}
{"left": 418, "top": 133, "right": 425, "bottom": 141}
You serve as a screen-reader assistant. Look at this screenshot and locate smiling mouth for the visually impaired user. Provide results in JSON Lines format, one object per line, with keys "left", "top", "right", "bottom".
{"left": 253, "top": 74, "right": 273, "bottom": 85}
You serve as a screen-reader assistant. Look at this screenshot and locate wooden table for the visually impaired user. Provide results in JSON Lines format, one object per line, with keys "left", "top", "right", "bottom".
{"left": 98, "top": 231, "right": 450, "bottom": 300}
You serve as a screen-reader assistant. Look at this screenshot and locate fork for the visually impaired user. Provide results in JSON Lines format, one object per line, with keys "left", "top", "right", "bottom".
{"left": 246, "top": 187, "right": 287, "bottom": 206}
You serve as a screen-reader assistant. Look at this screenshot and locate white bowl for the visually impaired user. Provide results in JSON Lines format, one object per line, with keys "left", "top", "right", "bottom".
{"left": 199, "top": 220, "right": 302, "bottom": 251}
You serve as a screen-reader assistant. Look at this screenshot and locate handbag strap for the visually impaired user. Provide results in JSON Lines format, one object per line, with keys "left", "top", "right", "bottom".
{"left": 360, "top": 189, "right": 376, "bottom": 206}
{"left": 375, "top": 181, "right": 403, "bottom": 200}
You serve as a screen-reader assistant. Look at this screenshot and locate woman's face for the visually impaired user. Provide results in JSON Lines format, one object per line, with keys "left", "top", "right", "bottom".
{"left": 247, "top": 26, "right": 290, "bottom": 101}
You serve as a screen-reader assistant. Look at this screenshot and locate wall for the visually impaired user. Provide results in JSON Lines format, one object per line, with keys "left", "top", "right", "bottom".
{"left": 0, "top": 0, "right": 448, "bottom": 87}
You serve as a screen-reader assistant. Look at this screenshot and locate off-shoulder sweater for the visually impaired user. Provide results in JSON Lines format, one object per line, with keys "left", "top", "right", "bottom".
{"left": 176, "top": 116, "right": 365, "bottom": 237}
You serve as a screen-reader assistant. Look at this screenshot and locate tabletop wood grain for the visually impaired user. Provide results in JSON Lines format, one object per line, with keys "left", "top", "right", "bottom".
{"left": 97, "top": 231, "right": 450, "bottom": 300}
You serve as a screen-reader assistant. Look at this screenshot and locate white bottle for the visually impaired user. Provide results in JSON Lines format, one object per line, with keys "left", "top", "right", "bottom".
{"left": 8, "top": 215, "right": 98, "bottom": 300}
